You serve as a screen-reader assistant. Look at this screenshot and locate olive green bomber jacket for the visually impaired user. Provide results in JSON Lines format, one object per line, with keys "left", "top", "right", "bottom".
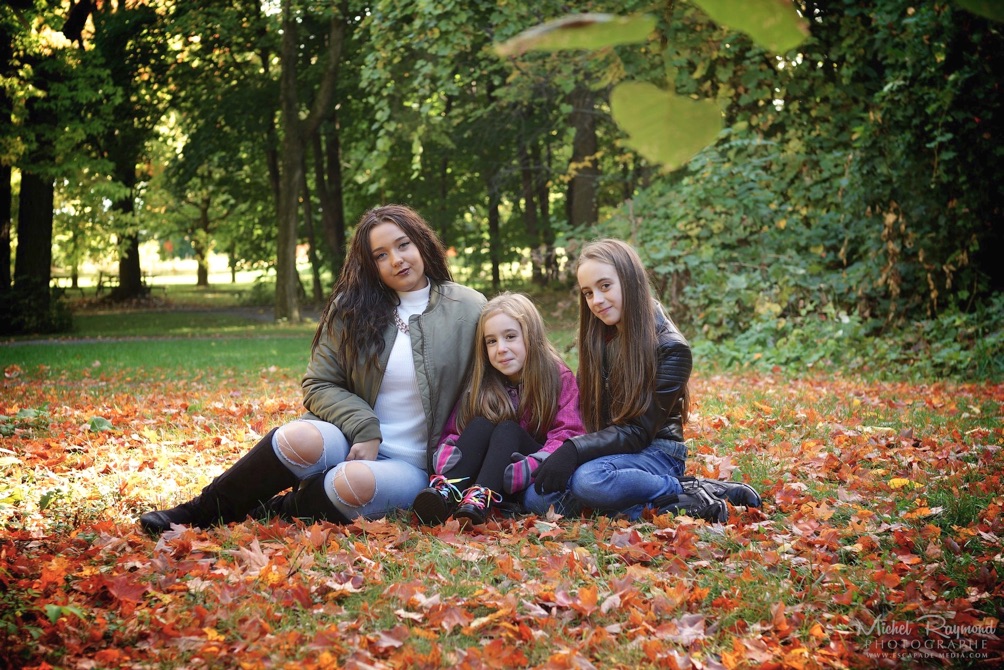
{"left": 300, "top": 281, "right": 486, "bottom": 472}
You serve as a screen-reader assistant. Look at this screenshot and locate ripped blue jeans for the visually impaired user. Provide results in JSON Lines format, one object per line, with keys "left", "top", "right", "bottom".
{"left": 272, "top": 416, "right": 428, "bottom": 520}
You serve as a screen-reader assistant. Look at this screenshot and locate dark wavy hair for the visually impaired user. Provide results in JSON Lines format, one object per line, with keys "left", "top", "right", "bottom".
{"left": 312, "top": 205, "right": 452, "bottom": 369}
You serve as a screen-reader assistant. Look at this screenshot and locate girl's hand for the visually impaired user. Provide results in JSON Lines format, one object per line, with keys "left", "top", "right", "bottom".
{"left": 504, "top": 452, "right": 544, "bottom": 494}
{"left": 533, "top": 441, "right": 578, "bottom": 494}
{"left": 346, "top": 438, "right": 380, "bottom": 461}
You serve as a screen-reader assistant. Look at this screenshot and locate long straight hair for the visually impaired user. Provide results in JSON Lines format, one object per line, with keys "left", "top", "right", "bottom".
{"left": 312, "top": 205, "right": 452, "bottom": 369}
{"left": 575, "top": 239, "right": 688, "bottom": 431}
{"left": 456, "top": 292, "right": 563, "bottom": 441}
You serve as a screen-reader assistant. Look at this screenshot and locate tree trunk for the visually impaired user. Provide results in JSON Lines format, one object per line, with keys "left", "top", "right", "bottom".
{"left": 193, "top": 199, "right": 211, "bottom": 287}
{"left": 0, "top": 165, "right": 11, "bottom": 292}
{"left": 324, "top": 122, "right": 346, "bottom": 268}
{"left": 274, "top": 1, "right": 344, "bottom": 321}
{"left": 537, "top": 141, "right": 552, "bottom": 239}
{"left": 115, "top": 233, "right": 145, "bottom": 298}
{"left": 567, "top": 85, "right": 599, "bottom": 230}
{"left": 518, "top": 135, "right": 542, "bottom": 285}
{"left": 13, "top": 171, "right": 54, "bottom": 297}
{"left": 110, "top": 170, "right": 145, "bottom": 300}
{"left": 487, "top": 175, "right": 501, "bottom": 292}
{"left": 275, "top": 1, "right": 304, "bottom": 322}
{"left": 301, "top": 154, "right": 324, "bottom": 303}
{"left": 0, "top": 15, "right": 12, "bottom": 292}
{"left": 534, "top": 141, "right": 558, "bottom": 282}
{"left": 311, "top": 117, "right": 346, "bottom": 282}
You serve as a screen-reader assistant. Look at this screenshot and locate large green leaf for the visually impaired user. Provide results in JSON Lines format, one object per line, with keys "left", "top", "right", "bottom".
{"left": 610, "top": 82, "right": 723, "bottom": 172}
{"left": 691, "top": 0, "right": 808, "bottom": 53}
{"left": 495, "top": 13, "right": 656, "bottom": 57}
{"left": 957, "top": 0, "right": 1004, "bottom": 22}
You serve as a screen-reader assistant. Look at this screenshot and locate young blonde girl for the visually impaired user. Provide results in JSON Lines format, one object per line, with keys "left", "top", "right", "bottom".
{"left": 412, "top": 292, "right": 585, "bottom": 527}
{"left": 527, "top": 239, "right": 761, "bottom": 521}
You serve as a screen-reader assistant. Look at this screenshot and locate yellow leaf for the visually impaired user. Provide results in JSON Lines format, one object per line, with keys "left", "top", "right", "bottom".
{"left": 203, "top": 627, "right": 225, "bottom": 641}
{"left": 889, "top": 478, "right": 912, "bottom": 489}
{"left": 776, "top": 218, "right": 787, "bottom": 229}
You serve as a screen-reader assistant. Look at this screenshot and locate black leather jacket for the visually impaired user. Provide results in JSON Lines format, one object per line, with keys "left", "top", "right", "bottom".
{"left": 568, "top": 305, "right": 692, "bottom": 463}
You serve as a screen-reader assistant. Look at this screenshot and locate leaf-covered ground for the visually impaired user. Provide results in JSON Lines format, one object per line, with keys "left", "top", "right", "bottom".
{"left": 1, "top": 364, "right": 1002, "bottom": 669}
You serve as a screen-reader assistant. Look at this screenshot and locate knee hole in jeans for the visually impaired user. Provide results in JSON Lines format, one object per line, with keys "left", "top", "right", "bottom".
{"left": 274, "top": 421, "right": 325, "bottom": 467}
{"left": 332, "top": 461, "right": 376, "bottom": 507}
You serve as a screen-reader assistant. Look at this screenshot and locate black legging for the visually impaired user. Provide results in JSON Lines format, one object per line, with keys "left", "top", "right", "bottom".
{"left": 446, "top": 417, "right": 542, "bottom": 500}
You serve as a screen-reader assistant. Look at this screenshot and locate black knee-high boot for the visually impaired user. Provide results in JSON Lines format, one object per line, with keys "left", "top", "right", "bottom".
{"left": 252, "top": 472, "right": 350, "bottom": 525}
{"left": 139, "top": 428, "right": 298, "bottom": 535}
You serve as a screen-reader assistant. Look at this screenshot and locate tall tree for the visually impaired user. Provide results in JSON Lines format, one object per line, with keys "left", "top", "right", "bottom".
{"left": 566, "top": 84, "right": 600, "bottom": 230}
{"left": 2, "top": 0, "right": 115, "bottom": 333}
{"left": 0, "top": 6, "right": 14, "bottom": 294}
{"left": 274, "top": 0, "right": 345, "bottom": 322}
{"left": 89, "top": 0, "right": 171, "bottom": 301}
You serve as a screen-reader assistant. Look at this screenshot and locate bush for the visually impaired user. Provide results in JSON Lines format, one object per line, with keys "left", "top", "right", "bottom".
{"left": 0, "top": 283, "right": 73, "bottom": 336}
{"left": 692, "top": 295, "right": 1004, "bottom": 381}
{"left": 240, "top": 277, "right": 276, "bottom": 307}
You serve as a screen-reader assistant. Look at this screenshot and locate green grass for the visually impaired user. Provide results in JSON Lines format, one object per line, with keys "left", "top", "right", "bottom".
{"left": 2, "top": 337, "right": 312, "bottom": 378}
{"left": 5, "top": 281, "right": 582, "bottom": 379}
{"left": 70, "top": 310, "right": 299, "bottom": 338}
{"left": 2, "top": 292, "right": 320, "bottom": 377}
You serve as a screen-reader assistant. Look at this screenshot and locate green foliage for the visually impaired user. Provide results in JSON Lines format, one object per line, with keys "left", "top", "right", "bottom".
{"left": 689, "top": 292, "right": 1004, "bottom": 380}
{"left": 577, "top": 1, "right": 1002, "bottom": 380}
{"left": 591, "top": 124, "right": 1001, "bottom": 379}
{"left": 87, "top": 417, "right": 114, "bottom": 433}
{"left": 241, "top": 277, "right": 278, "bottom": 308}
{"left": 956, "top": 0, "right": 1004, "bottom": 22}
{"left": 0, "top": 408, "right": 50, "bottom": 438}
{"left": 494, "top": 1, "right": 807, "bottom": 171}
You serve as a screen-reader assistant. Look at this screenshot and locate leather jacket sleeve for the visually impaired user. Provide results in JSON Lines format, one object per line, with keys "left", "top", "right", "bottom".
{"left": 568, "top": 334, "right": 691, "bottom": 464}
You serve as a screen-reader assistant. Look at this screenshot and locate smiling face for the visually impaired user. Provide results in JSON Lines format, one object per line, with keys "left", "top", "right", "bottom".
{"left": 483, "top": 311, "right": 527, "bottom": 383}
{"left": 577, "top": 258, "right": 623, "bottom": 327}
{"left": 369, "top": 221, "right": 428, "bottom": 293}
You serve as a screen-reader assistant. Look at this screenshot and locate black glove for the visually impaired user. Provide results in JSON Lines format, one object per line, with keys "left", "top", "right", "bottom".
{"left": 533, "top": 441, "right": 578, "bottom": 494}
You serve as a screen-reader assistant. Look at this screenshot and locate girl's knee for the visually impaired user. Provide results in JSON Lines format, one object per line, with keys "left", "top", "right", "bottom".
{"left": 274, "top": 421, "right": 325, "bottom": 467}
{"left": 570, "top": 461, "right": 607, "bottom": 490}
{"left": 331, "top": 461, "right": 376, "bottom": 507}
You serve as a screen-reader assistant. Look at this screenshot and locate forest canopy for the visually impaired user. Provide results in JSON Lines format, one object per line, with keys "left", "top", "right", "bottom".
{"left": 1, "top": 0, "right": 1001, "bottom": 376}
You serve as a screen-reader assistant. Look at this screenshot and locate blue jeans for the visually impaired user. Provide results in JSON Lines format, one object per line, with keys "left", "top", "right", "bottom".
{"left": 272, "top": 417, "right": 428, "bottom": 520}
{"left": 523, "top": 443, "right": 686, "bottom": 521}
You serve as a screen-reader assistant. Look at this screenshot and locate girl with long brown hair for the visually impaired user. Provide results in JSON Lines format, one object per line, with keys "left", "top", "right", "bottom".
{"left": 527, "top": 239, "right": 761, "bottom": 521}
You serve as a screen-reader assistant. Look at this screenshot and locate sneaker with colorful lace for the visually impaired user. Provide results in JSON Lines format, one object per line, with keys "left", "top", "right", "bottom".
{"left": 454, "top": 485, "right": 502, "bottom": 528}
{"left": 412, "top": 475, "right": 463, "bottom": 525}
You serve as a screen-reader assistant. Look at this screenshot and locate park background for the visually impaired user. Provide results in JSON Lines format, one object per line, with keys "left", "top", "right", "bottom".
{"left": 2, "top": 1, "right": 1003, "bottom": 668}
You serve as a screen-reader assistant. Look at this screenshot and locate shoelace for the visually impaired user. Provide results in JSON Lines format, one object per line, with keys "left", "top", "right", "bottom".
{"left": 460, "top": 485, "right": 502, "bottom": 510}
{"left": 429, "top": 474, "right": 464, "bottom": 503}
